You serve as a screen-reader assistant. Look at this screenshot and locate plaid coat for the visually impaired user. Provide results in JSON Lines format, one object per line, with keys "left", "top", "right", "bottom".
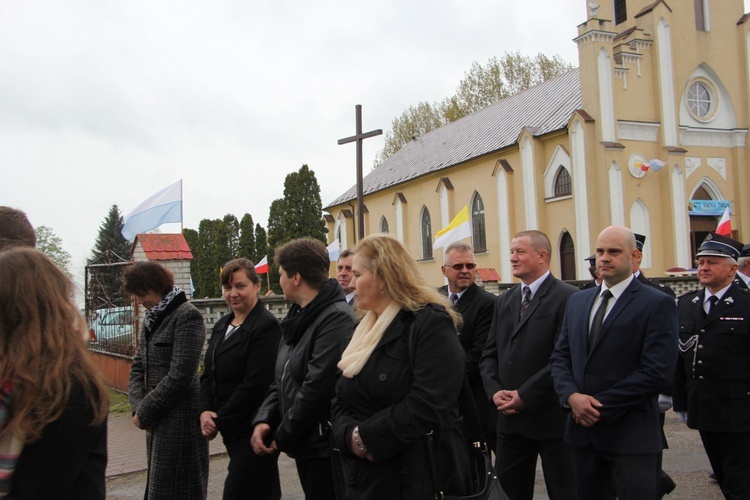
{"left": 129, "top": 295, "right": 208, "bottom": 499}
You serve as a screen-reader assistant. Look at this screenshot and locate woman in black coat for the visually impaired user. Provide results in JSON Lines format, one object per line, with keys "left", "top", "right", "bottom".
{"left": 200, "top": 258, "right": 282, "bottom": 500}
{"left": 331, "top": 234, "right": 472, "bottom": 499}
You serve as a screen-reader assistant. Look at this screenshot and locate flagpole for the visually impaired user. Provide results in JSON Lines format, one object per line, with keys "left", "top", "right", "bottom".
{"left": 180, "top": 179, "right": 184, "bottom": 232}
{"left": 266, "top": 272, "right": 270, "bottom": 294}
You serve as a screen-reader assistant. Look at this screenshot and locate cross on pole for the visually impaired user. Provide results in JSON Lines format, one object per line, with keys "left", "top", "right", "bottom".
{"left": 338, "top": 104, "right": 382, "bottom": 241}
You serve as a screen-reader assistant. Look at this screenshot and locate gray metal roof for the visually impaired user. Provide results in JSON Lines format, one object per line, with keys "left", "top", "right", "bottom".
{"left": 325, "top": 68, "right": 582, "bottom": 208}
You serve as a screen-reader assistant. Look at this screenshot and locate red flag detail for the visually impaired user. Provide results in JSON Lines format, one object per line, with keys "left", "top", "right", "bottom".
{"left": 716, "top": 207, "right": 732, "bottom": 236}
{"left": 255, "top": 255, "right": 269, "bottom": 274}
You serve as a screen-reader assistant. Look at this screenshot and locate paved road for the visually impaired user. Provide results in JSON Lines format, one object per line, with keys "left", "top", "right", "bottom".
{"left": 106, "top": 411, "right": 723, "bottom": 499}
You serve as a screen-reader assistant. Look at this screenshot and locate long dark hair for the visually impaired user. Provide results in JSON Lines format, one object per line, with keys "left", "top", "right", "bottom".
{"left": 0, "top": 248, "right": 108, "bottom": 442}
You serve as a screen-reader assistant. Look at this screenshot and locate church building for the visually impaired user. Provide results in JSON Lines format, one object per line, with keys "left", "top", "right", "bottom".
{"left": 324, "top": 0, "right": 749, "bottom": 285}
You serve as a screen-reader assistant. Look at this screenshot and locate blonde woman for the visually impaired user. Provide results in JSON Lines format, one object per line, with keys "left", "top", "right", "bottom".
{"left": 331, "top": 234, "right": 471, "bottom": 499}
{"left": 0, "top": 248, "right": 108, "bottom": 499}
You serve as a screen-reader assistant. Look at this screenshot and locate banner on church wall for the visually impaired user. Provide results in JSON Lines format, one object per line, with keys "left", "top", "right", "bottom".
{"left": 688, "top": 200, "right": 731, "bottom": 216}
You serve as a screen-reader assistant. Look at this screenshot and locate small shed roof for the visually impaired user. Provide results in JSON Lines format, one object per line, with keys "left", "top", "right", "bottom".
{"left": 135, "top": 233, "right": 193, "bottom": 260}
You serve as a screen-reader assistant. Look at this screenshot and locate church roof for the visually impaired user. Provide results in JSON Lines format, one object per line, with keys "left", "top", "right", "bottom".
{"left": 134, "top": 233, "right": 193, "bottom": 260}
{"left": 325, "top": 68, "right": 582, "bottom": 209}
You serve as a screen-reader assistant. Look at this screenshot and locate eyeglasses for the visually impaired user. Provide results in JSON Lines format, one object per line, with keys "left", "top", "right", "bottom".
{"left": 448, "top": 263, "right": 476, "bottom": 270}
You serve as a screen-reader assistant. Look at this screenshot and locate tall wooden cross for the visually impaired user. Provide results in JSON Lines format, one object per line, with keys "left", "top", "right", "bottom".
{"left": 338, "top": 105, "right": 382, "bottom": 240}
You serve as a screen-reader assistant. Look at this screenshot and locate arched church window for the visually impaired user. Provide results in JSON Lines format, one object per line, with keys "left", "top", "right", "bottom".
{"left": 380, "top": 216, "right": 389, "bottom": 234}
{"left": 420, "top": 206, "right": 433, "bottom": 260}
{"left": 471, "top": 193, "right": 487, "bottom": 253}
{"left": 554, "top": 168, "right": 572, "bottom": 197}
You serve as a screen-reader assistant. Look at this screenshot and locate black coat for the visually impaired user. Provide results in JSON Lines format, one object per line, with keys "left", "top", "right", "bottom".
{"left": 481, "top": 274, "right": 578, "bottom": 439}
{"left": 673, "top": 284, "right": 750, "bottom": 432}
{"left": 438, "top": 283, "right": 496, "bottom": 444}
{"left": 254, "top": 279, "right": 355, "bottom": 459}
{"left": 636, "top": 271, "right": 676, "bottom": 299}
{"left": 331, "top": 305, "right": 471, "bottom": 499}
{"left": 10, "top": 385, "right": 107, "bottom": 499}
{"left": 199, "top": 298, "right": 281, "bottom": 438}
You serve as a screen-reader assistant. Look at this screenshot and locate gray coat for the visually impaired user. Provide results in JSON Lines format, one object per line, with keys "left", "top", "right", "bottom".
{"left": 129, "top": 295, "right": 209, "bottom": 499}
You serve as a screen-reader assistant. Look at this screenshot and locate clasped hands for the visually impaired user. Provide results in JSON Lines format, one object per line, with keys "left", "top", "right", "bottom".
{"left": 493, "top": 389, "right": 525, "bottom": 415}
{"left": 568, "top": 392, "right": 603, "bottom": 427}
{"left": 200, "top": 411, "right": 219, "bottom": 440}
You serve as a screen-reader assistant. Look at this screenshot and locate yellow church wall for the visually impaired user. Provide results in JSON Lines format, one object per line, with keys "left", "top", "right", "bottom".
{"left": 326, "top": 0, "right": 750, "bottom": 283}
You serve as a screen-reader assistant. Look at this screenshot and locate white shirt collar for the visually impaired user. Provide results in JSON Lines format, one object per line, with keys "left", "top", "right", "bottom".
{"left": 522, "top": 270, "right": 550, "bottom": 300}
{"left": 601, "top": 273, "right": 635, "bottom": 301}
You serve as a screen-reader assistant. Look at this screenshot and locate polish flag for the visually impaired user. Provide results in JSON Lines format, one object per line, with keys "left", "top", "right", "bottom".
{"left": 716, "top": 207, "right": 732, "bottom": 236}
{"left": 254, "top": 255, "right": 269, "bottom": 274}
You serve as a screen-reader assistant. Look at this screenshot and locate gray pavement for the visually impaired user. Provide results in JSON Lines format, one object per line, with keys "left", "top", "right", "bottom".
{"left": 106, "top": 410, "right": 723, "bottom": 499}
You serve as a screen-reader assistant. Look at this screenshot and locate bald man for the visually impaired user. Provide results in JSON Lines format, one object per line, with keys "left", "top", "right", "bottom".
{"left": 551, "top": 226, "right": 678, "bottom": 499}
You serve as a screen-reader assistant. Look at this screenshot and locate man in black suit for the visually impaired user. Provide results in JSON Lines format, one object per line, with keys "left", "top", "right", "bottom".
{"left": 735, "top": 244, "right": 750, "bottom": 289}
{"left": 480, "top": 230, "right": 578, "bottom": 499}
{"left": 673, "top": 233, "right": 750, "bottom": 499}
{"left": 551, "top": 226, "right": 678, "bottom": 499}
{"left": 337, "top": 250, "right": 355, "bottom": 305}
{"left": 438, "top": 241, "right": 497, "bottom": 450}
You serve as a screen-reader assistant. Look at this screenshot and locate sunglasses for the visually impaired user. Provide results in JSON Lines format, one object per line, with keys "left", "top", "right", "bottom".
{"left": 448, "top": 263, "right": 476, "bottom": 270}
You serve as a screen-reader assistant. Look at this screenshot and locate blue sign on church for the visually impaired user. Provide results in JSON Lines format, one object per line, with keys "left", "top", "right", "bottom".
{"left": 688, "top": 200, "right": 731, "bottom": 216}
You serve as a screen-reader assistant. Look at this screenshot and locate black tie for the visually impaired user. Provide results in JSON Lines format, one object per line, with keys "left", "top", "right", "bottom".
{"left": 589, "top": 290, "right": 613, "bottom": 349}
{"left": 450, "top": 293, "right": 459, "bottom": 305}
{"left": 519, "top": 286, "right": 531, "bottom": 319}
{"left": 706, "top": 295, "right": 718, "bottom": 316}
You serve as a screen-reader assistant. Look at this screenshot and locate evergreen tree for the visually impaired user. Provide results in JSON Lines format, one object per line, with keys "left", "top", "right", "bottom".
{"left": 266, "top": 199, "right": 286, "bottom": 294}
{"left": 35, "top": 225, "right": 73, "bottom": 279}
{"left": 87, "top": 205, "right": 131, "bottom": 310}
{"left": 222, "top": 213, "right": 240, "bottom": 260}
{"left": 254, "top": 224, "right": 267, "bottom": 261}
{"left": 237, "top": 213, "right": 256, "bottom": 262}
{"left": 196, "top": 219, "right": 221, "bottom": 298}
{"left": 281, "top": 165, "right": 327, "bottom": 243}
{"left": 182, "top": 228, "right": 200, "bottom": 296}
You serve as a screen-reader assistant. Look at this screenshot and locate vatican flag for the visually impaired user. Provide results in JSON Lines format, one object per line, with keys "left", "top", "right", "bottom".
{"left": 433, "top": 206, "right": 472, "bottom": 249}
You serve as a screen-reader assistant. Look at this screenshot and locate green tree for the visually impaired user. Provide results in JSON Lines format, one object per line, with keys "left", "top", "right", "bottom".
{"left": 254, "top": 223, "right": 267, "bottom": 261}
{"left": 237, "top": 213, "right": 256, "bottom": 262}
{"left": 196, "top": 219, "right": 221, "bottom": 298}
{"left": 87, "top": 205, "right": 131, "bottom": 310}
{"left": 222, "top": 214, "right": 240, "bottom": 261}
{"left": 35, "top": 225, "right": 73, "bottom": 278}
{"left": 266, "top": 199, "right": 286, "bottom": 294}
{"left": 374, "top": 52, "right": 574, "bottom": 166}
{"left": 281, "top": 165, "right": 327, "bottom": 242}
{"left": 182, "top": 228, "right": 200, "bottom": 296}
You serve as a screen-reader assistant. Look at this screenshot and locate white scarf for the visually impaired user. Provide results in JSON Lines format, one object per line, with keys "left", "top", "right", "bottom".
{"left": 338, "top": 302, "right": 401, "bottom": 378}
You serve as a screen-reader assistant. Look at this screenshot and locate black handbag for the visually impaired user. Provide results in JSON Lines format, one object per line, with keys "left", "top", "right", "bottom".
{"left": 422, "top": 378, "right": 508, "bottom": 500}
{"left": 407, "top": 323, "right": 507, "bottom": 500}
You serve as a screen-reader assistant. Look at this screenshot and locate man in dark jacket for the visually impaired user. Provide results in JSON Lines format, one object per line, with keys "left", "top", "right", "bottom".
{"left": 673, "top": 233, "right": 750, "bottom": 499}
{"left": 251, "top": 238, "right": 355, "bottom": 500}
{"left": 437, "top": 242, "right": 497, "bottom": 450}
{"left": 481, "top": 230, "right": 578, "bottom": 499}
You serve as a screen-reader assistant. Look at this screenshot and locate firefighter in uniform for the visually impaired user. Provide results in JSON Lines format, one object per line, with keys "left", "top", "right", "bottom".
{"left": 673, "top": 232, "right": 750, "bottom": 500}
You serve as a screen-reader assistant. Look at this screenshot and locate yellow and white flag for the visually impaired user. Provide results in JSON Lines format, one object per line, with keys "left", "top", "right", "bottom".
{"left": 433, "top": 206, "right": 472, "bottom": 249}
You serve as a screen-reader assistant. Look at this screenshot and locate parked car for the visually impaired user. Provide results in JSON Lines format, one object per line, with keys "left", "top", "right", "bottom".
{"left": 89, "top": 307, "right": 135, "bottom": 354}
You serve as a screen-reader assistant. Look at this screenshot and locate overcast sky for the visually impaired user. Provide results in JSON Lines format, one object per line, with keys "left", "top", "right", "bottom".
{"left": 5, "top": 1, "right": 735, "bottom": 290}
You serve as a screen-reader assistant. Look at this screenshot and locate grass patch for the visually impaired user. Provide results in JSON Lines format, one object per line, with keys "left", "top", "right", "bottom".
{"left": 108, "top": 389, "right": 131, "bottom": 413}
